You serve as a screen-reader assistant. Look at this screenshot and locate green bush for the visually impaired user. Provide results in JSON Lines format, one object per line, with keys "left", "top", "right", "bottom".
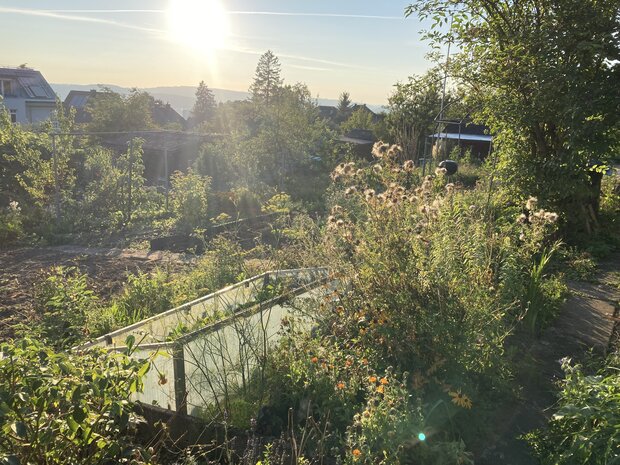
{"left": 110, "top": 269, "right": 175, "bottom": 327}
{"left": 33, "top": 266, "right": 98, "bottom": 348}
{"left": 0, "top": 201, "right": 24, "bottom": 246}
{"left": 169, "top": 169, "right": 210, "bottom": 233}
{"left": 0, "top": 338, "right": 153, "bottom": 465}
{"left": 526, "top": 356, "right": 620, "bottom": 464}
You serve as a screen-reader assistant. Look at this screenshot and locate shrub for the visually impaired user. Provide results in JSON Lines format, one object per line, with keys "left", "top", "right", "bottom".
{"left": 169, "top": 169, "right": 210, "bottom": 233}
{"left": 33, "top": 266, "right": 98, "bottom": 348}
{"left": 0, "top": 338, "right": 153, "bottom": 465}
{"left": 111, "top": 269, "right": 175, "bottom": 327}
{"left": 526, "top": 355, "right": 620, "bottom": 464}
{"left": 0, "top": 201, "right": 24, "bottom": 246}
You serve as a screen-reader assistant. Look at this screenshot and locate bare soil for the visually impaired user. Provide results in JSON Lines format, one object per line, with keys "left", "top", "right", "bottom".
{"left": 0, "top": 245, "right": 186, "bottom": 340}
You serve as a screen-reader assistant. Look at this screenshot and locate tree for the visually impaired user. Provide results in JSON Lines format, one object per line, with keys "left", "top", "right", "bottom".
{"left": 406, "top": 0, "right": 620, "bottom": 235}
{"left": 386, "top": 69, "right": 443, "bottom": 164}
{"left": 86, "top": 88, "right": 154, "bottom": 133}
{"left": 191, "top": 80, "right": 217, "bottom": 127}
{"left": 249, "top": 50, "right": 283, "bottom": 106}
{"left": 341, "top": 107, "right": 375, "bottom": 134}
{"left": 337, "top": 91, "right": 353, "bottom": 123}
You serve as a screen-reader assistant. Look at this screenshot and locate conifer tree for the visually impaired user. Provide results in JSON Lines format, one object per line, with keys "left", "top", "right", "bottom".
{"left": 191, "top": 81, "right": 216, "bottom": 126}
{"left": 249, "top": 50, "right": 283, "bottom": 105}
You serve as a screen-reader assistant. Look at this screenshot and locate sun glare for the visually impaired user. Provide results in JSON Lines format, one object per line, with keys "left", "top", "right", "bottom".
{"left": 167, "top": 0, "right": 230, "bottom": 56}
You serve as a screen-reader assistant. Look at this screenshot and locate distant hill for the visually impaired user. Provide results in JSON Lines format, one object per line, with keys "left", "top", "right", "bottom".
{"left": 51, "top": 83, "right": 385, "bottom": 117}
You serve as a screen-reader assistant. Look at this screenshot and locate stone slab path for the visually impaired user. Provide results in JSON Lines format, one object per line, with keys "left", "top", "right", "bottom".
{"left": 478, "top": 257, "right": 619, "bottom": 464}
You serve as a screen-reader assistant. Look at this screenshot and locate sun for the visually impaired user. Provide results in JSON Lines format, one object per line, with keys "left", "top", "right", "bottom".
{"left": 167, "top": 0, "right": 230, "bottom": 56}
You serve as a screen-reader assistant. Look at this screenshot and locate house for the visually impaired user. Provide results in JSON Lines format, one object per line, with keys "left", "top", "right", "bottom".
{"left": 337, "top": 128, "right": 376, "bottom": 160}
{"left": 0, "top": 66, "right": 57, "bottom": 124}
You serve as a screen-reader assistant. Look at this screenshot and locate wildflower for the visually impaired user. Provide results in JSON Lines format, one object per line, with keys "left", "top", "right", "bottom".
{"left": 376, "top": 385, "right": 385, "bottom": 394}
{"left": 364, "top": 189, "right": 375, "bottom": 200}
{"left": 343, "top": 162, "right": 355, "bottom": 174}
{"left": 345, "top": 359, "right": 353, "bottom": 367}
{"left": 311, "top": 356, "right": 318, "bottom": 363}
{"left": 525, "top": 196, "right": 538, "bottom": 211}
{"left": 362, "top": 410, "right": 370, "bottom": 418}
{"left": 331, "top": 205, "right": 343, "bottom": 215}
{"left": 380, "top": 377, "right": 389, "bottom": 385}
{"left": 391, "top": 167, "right": 402, "bottom": 174}
{"left": 403, "top": 160, "right": 415, "bottom": 171}
{"left": 435, "top": 167, "right": 448, "bottom": 176}
{"left": 352, "top": 449, "right": 362, "bottom": 459}
{"left": 449, "top": 390, "right": 473, "bottom": 409}
{"left": 336, "top": 219, "right": 345, "bottom": 228}
{"left": 335, "top": 305, "right": 344, "bottom": 314}
{"left": 421, "top": 180, "right": 432, "bottom": 192}
{"left": 355, "top": 168, "right": 364, "bottom": 177}
{"left": 327, "top": 215, "right": 337, "bottom": 224}
{"left": 369, "top": 376, "right": 377, "bottom": 383}
{"left": 372, "top": 141, "right": 390, "bottom": 158}
{"left": 337, "top": 381, "right": 346, "bottom": 390}
{"left": 544, "top": 212, "right": 559, "bottom": 223}
{"left": 345, "top": 186, "right": 357, "bottom": 197}
{"left": 387, "top": 145, "right": 402, "bottom": 158}
{"left": 361, "top": 358, "right": 368, "bottom": 365}
{"left": 9, "top": 201, "right": 20, "bottom": 212}
{"left": 445, "top": 183, "right": 455, "bottom": 194}
{"left": 373, "top": 164, "right": 383, "bottom": 174}
{"left": 418, "top": 205, "right": 429, "bottom": 215}
{"left": 517, "top": 213, "right": 528, "bottom": 224}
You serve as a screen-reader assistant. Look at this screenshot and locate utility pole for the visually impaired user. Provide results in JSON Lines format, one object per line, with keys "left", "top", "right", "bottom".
{"left": 127, "top": 138, "right": 133, "bottom": 226}
{"left": 164, "top": 147, "right": 170, "bottom": 212}
{"left": 51, "top": 112, "right": 60, "bottom": 222}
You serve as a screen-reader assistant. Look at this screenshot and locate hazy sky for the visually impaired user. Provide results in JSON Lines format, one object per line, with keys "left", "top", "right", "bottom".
{"left": 1, "top": 0, "right": 436, "bottom": 104}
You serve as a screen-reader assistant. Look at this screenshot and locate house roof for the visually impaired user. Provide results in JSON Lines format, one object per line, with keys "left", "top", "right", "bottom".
{"left": 0, "top": 67, "right": 56, "bottom": 100}
{"left": 431, "top": 133, "right": 493, "bottom": 142}
{"left": 338, "top": 128, "right": 375, "bottom": 145}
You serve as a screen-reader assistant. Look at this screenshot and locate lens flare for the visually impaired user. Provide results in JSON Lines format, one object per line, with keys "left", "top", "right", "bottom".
{"left": 418, "top": 432, "right": 426, "bottom": 441}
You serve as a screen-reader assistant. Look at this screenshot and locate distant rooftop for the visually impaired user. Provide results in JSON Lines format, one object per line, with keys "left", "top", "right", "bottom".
{"left": 0, "top": 66, "right": 56, "bottom": 100}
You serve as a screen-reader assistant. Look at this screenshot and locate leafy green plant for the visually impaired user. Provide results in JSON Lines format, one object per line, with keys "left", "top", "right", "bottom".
{"left": 526, "top": 356, "right": 620, "bottom": 464}
{"left": 33, "top": 266, "right": 98, "bottom": 348}
{"left": 111, "top": 269, "right": 175, "bottom": 327}
{"left": 0, "top": 338, "right": 153, "bottom": 465}
{"left": 0, "top": 201, "right": 24, "bottom": 246}
{"left": 169, "top": 169, "right": 211, "bottom": 233}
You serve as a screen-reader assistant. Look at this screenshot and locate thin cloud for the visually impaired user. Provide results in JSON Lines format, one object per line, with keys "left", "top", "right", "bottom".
{"left": 229, "top": 11, "right": 403, "bottom": 20}
{"left": 288, "top": 64, "right": 330, "bottom": 72}
{"left": 0, "top": 7, "right": 161, "bottom": 33}
{"left": 1, "top": 8, "right": 404, "bottom": 20}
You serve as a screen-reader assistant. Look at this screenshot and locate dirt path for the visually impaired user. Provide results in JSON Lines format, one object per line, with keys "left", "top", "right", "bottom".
{"left": 478, "top": 256, "right": 619, "bottom": 464}
{"left": 0, "top": 245, "right": 187, "bottom": 340}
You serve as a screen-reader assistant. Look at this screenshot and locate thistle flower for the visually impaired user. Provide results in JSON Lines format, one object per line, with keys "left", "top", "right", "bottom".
{"left": 336, "top": 219, "right": 345, "bottom": 228}
{"left": 421, "top": 180, "right": 432, "bottom": 192}
{"left": 517, "top": 213, "right": 528, "bottom": 224}
{"left": 371, "top": 141, "right": 390, "bottom": 158}
{"left": 364, "top": 189, "right": 376, "bottom": 200}
{"left": 327, "top": 215, "right": 337, "bottom": 224}
{"left": 544, "top": 212, "right": 559, "bottom": 223}
{"left": 435, "top": 167, "right": 448, "bottom": 176}
{"left": 445, "top": 183, "right": 455, "bottom": 194}
{"left": 331, "top": 205, "right": 343, "bottom": 215}
{"left": 403, "top": 160, "right": 415, "bottom": 171}
{"left": 345, "top": 186, "right": 357, "bottom": 197}
{"left": 373, "top": 164, "right": 383, "bottom": 174}
{"left": 525, "top": 196, "right": 538, "bottom": 211}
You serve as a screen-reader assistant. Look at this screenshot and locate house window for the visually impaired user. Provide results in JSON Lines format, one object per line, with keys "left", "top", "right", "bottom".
{"left": 10, "top": 109, "right": 17, "bottom": 123}
{"left": 0, "top": 80, "right": 13, "bottom": 97}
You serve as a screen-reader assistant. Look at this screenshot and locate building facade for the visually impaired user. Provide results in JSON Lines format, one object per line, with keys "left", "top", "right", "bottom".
{"left": 0, "top": 67, "right": 57, "bottom": 124}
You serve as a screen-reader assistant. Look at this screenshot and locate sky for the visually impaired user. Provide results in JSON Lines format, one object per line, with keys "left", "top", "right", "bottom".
{"left": 0, "top": 0, "right": 436, "bottom": 105}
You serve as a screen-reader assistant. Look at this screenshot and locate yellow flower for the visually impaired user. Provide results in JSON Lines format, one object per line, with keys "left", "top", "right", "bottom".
{"left": 449, "top": 390, "right": 473, "bottom": 409}
{"left": 361, "top": 358, "right": 368, "bottom": 365}
{"left": 376, "top": 385, "right": 385, "bottom": 394}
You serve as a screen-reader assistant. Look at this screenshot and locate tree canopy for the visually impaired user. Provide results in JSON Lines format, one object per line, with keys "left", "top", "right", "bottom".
{"left": 406, "top": 0, "right": 620, "bottom": 234}
{"left": 249, "top": 50, "right": 283, "bottom": 106}
{"left": 191, "top": 81, "right": 217, "bottom": 127}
